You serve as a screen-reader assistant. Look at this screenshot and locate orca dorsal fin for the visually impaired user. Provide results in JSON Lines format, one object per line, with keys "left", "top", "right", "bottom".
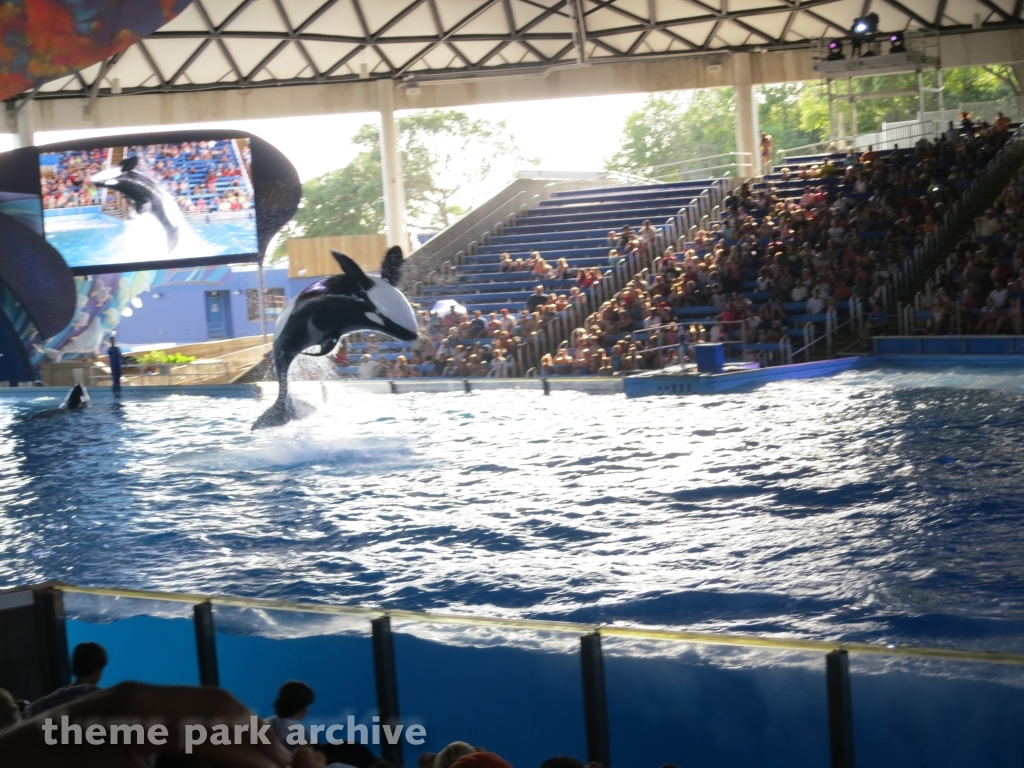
{"left": 121, "top": 156, "right": 139, "bottom": 173}
{"left": 380, "top": 246, "right": 404, "bottom": 286}
{"left": 332, "top": 251, "right": 373, "bottom": 289}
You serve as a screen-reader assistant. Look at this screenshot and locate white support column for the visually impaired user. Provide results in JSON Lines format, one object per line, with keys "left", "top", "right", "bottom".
{"left": 377, "top": 79, "right": 408, "bottom": 253}
{"left": 731, "top": 52, "right": 759, "bottom": 179}
{"left": 12, "top": 100, "right": 35, "bottom": 149}
{"left": 848, "top": 78, "right": 858, "bottom": 137}
{"left": 827, "top": 78, "right": 835, "bottom": 142}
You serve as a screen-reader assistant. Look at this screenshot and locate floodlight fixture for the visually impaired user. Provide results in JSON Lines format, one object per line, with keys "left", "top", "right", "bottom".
{"left": 827, "top": 39, "right": 845, "bottom": 60}
{"left": 889, "top": 31, "right": 906, "bottom": 53}
{"left": 852, "top": 13, "right": 879, "bottom": 37}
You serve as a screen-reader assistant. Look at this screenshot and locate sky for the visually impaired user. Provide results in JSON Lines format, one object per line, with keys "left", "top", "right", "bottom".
{"left": 1, "top": 93, "right": 640, "bottom": 190}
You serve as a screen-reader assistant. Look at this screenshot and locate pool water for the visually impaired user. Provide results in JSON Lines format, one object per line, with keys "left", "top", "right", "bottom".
{"left": 45, "top": 211, "right": 258, "bottom": 267}
{"left": 2, "top": 365, "right": 1023, "bottom": 652}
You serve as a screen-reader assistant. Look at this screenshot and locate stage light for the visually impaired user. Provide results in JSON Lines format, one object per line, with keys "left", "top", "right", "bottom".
{"left": 889, "top": 31, "right": 906, "bottom": 53}
{"left": 827, "top": 39, "right": 845, "bottom": 60}
{"left": 852, "top": 13, "right": 879, "bottom": 36}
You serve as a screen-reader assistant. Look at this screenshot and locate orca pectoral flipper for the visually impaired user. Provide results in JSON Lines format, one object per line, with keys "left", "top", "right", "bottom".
{"left": 300, "top": 338, "right": 339, "bottom": 357}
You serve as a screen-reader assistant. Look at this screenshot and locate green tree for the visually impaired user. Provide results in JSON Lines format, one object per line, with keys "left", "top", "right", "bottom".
{"left": 941, "top": 64, "right": 1021, "bottom": 104}
{"left": 607, "top": 84, "right": 833, "bottom": 177}
{"left": 285, "top": 143, "right": 387, "bottom": 241}
{"left": 605, "top": 88, "right": 737, "bottom": 177}
{"left": 791, "top": 65, "right": 1022, "bottom": 145}
{"left": 399, "top": 110, "right": 529, "bottom": 230}
{"left": 759, "top": 82, "right": 827, "bottom": 155}
{"left": 272, "top": 109, "right": 528, "bottom": 259}
{"left": 795, "top": 80, "right": 830, "bottom": 140}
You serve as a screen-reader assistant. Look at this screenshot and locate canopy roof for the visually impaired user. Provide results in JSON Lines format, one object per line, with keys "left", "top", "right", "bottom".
{"left": 25, "top": 0, "right": 1024, "bottom": 100}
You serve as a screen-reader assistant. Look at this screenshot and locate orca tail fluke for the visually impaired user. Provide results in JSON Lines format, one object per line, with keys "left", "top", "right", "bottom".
{"left": 251, "top": 397, "right": 291, "bottom": 430}
{"left": 251, "top": 391, "right": 316, "bottom": 431}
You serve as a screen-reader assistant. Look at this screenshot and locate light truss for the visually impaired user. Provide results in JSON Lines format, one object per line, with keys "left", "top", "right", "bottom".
{"left": 14, "top": 0, "right": 1024, "bottom": 102}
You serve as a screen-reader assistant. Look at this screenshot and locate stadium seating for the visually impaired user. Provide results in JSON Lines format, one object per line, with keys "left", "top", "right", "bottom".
{"left": 341, "top": 179, "right": 721, "bottom": 377}
{"left": 902, "top": 146, "right": 1024, "bottom": 335}
{"left": 541, "top": 124, "right": 1018, "bottom": 375}
{"left": 346, "top": 122, "right": 1019, "bottom": 379}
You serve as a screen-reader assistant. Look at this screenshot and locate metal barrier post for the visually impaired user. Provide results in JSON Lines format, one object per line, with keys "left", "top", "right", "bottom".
{"left": 34, "top": 588, "right": 71, "bottom": 693}
{"left": 372, "top": 616, "right": 404, "bottom": 768}
{"left": 826, "top": 650, "right": 855, "bottom": 768}
{"left": 581, "top": 632, "right": 612, "bottom": 768}
{"left": 193, "top": 601, "right": 220, "bottom": 687}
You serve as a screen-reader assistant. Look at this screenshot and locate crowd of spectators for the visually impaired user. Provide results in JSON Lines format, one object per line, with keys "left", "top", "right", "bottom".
{"left": 335, "top": 118, "right": 1015, "bottom": 379}
{"left": 918, "top": 149, "right": 1024, "bottom": 334}
{"left": 334, "top": 284, "right": 599, "bottom": 378}
{"left": 42, "top": 140, "right": 253, "bottom": 215}
{"left": 543, "top": 117, "right": 1016, "bottom": 370}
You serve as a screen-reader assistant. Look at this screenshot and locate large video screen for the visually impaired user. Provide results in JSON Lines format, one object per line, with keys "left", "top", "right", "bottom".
{"left": 39, "top": 139, "right": 258, "bottom": 269}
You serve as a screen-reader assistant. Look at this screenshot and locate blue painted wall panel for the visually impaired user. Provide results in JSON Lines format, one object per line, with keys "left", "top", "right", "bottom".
{"left": 875, "top": 338, "right": 920, "bottom": 354}
{"left": 921, "top": 337, "right": 966, "bottom": 355}
{"left": 113, "top": 268, "right": 315, "bottom": 346}
{"left": 966, "top": 337, "right": 1013, "bottom": 355}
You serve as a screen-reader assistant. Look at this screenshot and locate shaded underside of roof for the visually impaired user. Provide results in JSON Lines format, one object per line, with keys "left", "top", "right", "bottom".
{"left": 22, "top": 0, "right": 1024, "bottom": 100}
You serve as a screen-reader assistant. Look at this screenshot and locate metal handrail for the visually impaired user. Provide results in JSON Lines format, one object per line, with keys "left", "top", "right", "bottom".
{"left": 54, "top": 583, "right": 1024, "bottom": 664}
{"left": 640, "top": 152, "right": 754, "bottom": 182}
{"left": 489, "top": 175, "right": 723, "bottom": 371}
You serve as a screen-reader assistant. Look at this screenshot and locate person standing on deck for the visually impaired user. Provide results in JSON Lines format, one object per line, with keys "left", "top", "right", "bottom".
{"left": 108, "top": 334, "right": 124, "bottom": 397}
{"left": 760, "top": 133, "right": 773, "bottom": 175}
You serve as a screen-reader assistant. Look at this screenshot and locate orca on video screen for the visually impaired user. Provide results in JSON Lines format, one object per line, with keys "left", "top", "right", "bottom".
{"left": 39, "top": 138, "right": 259, "bottom": 271}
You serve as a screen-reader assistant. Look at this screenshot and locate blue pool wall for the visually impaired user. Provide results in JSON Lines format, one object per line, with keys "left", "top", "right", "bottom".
{"left": 874, "top": 336, "right": 1024, "bottom": 356}
{"left": 113, "top": 265, "right": 312, "bottom": 346}
{"left": 65, "top": 611, "right": 1024, "bottom": 768}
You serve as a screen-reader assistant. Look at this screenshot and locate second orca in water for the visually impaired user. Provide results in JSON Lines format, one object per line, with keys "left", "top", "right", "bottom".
{"left": 62, "top": 383, "right": 90, "bottom": 409}
{"left": 90, "top": 156, "right": 184, "bottom": 252}
{"left": 31, "top": 384, "right": 91, "bottom": 419}
{"left": 252, "top": 246, "right": 418, "bottom": 430}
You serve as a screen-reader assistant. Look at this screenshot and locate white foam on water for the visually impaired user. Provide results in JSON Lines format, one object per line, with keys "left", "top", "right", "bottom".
{"left": 168, "top": 429, "right": 418, "bottom": 473}
{"left": 838, "top": 365, "right": 1024, "bottom": 394}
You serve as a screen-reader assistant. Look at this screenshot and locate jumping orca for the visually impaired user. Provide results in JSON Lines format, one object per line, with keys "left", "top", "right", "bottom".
{"left": 90, "top": 156, "right": 183, "bottom": 252}
{"left": 251, "top": 247, "right": 419, "bottom": 430}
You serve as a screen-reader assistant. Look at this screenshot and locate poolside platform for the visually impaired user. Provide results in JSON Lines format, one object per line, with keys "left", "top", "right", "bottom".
{"left": 4, "top": 346, "right": 1022, "bottom": 405}
{"left": 623, "top": 356, "right": 864, "bottom": 397}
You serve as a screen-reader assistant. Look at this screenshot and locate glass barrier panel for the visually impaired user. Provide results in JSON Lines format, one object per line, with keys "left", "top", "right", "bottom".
{"left": 64, "top": 594, "right": 199, "bottom": 686}
{"left": 849, "top": 653, "right": 1024, "bottom": 767}
{"left": 213, "top": 605, "right": 378, "bottom": 726}
{"left": 603, "top": 637, "right": 829, "bottom": 768}
{"left": 392, "top": 621, "right": 587, "bottom": 768}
